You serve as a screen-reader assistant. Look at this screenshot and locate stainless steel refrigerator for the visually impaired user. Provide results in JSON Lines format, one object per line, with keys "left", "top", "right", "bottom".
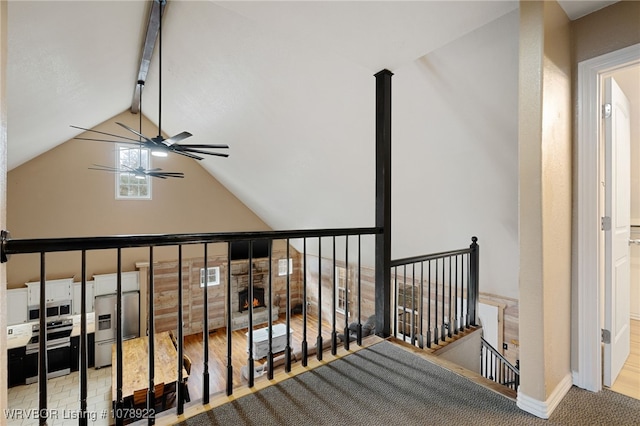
{"left": 94, "top": 291, "right": 140, "bottom": 368}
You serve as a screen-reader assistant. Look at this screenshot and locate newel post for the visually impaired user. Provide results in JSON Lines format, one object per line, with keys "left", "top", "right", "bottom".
{"left": 374, "top": 69, "right": 393, "bottom": 337}
{"left": 468, "top": 236, "right": 479, "bottom": 326}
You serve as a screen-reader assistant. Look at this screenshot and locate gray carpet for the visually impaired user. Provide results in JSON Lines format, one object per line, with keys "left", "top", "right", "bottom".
{"left": 178, "top": 341, "right": 640, "bottom": 425}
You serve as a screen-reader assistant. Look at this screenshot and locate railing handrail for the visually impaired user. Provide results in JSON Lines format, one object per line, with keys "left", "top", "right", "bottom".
{"left": 391, "top": 247, "right": 474, "bottom": 267}
{"left": 481, "top": 336, "right": 520, "bottom": 374}
{"left": 0, "top": 227, "right": 381, "bottom": 260}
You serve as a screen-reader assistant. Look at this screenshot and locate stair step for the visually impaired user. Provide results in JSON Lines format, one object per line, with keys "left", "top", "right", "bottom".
{"left": 388, "top": 329, "right": 518, "bottom": 401}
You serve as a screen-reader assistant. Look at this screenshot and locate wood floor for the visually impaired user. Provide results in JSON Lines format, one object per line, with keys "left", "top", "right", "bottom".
{"left": 181, "top": 314, "right": 340, "bottom": 402}
{"left": 609, "top": 319, "right": 640, "bottom": 400}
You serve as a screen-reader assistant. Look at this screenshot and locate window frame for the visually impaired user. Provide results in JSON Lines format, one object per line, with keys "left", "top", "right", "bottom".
{"left": 200, "top": 266, "right": 220, "bottom": 287}
{"left": 115, "top": 144, "right": 152, "bottom": 200}
{"left": 278, "top": 258, "right": 293, "bottom": 276}
{"left": 335, "top": 266, "right": 348, "bottom": 315}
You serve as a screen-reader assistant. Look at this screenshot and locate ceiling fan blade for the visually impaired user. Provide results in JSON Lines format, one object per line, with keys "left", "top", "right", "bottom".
{"left": 172, "top": 150, "right": 204, "bottom": 161}
{"left": 71, "top": 125, "right": 141, "bottom": 143}
{"left": 88, "top": 164, "right": 119, "bottom": 172}
{"left": 163, "top": 131, "right": 192, "bottom": 146}
{"left": 178, "top": 147, "right": 230, "bottom": 158}
{"left": 177, "top": 143, "right": 229, "bottom": 149}
{"left": 116, "top": 122, "right": 155, "bottom": 144}
{"left": 152, "top": 172, "right": 184, "bottom": 178}
{"left": 74, "top": 137, "right": 141, "bottom": 145}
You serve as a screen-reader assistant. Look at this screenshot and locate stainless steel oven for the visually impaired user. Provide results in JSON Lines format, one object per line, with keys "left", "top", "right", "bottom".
{"left": 25, "top": 319, "right": 73, "bottom": 384}
{"left": 28, "top": 300, "right": 72, "bottom": 322}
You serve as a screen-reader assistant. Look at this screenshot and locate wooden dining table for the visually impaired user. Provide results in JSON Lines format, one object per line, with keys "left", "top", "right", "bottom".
{"left": 111, "top": 331, "right": 187, "bottom": 402}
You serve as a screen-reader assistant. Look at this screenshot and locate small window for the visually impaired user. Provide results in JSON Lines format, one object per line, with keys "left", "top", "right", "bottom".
{"left": 116, "top": 145, "right": 151, "bottom": 199}
{"left": 336, "top": 266, "right": 348, "bottom": 314}
{"left": 200, "top": 267, "right": 220, "bottom": 287}
{"left": 278, "top": 258, "right": 293, "bottom": 276}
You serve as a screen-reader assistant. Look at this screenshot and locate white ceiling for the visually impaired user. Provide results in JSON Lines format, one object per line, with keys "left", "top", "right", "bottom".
{"left": 6, "top": 1, "right": 626, "bottom": 232}
{"left": 557, "top": 0, "right": 619, "bottom": 19}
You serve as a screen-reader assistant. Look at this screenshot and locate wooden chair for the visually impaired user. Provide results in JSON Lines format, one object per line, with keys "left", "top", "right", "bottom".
{"left": 182, "top": 354, "right": 192, "bottom": 403}
{"left": 168, "top": 330, "right": 178, "bottom": 349}
{"left": 132, "top": 388, "right": 147, "bottom": 408}
{"left": 132, "top": 382, "right": 166, "bottom": 411}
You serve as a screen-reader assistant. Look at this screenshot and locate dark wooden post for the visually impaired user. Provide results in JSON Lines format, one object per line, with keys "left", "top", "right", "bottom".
{"left": 468, "top": 236, "right": 479, "bottom": 326}
{"left": 374, "top": 69, "right": 393, "bottom": 337}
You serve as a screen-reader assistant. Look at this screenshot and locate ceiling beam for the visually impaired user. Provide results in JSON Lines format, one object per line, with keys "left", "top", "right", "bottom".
{"left": 131, "top": 0, "right": 166, "bottom": 113}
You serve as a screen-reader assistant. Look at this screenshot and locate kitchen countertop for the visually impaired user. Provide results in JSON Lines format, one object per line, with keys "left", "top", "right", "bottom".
{"left": 6, "top": 313, "right": 95, "bottom": 350}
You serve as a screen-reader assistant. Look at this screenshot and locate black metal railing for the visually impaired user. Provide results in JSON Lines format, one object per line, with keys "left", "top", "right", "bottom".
{"left": 390, "top": 237, "right": 479, "bottom": 348}
{"left": 480, "top": 337, "right": 519, "bottom": 391}
{"left": 1, "top": 228, "right": 379, "bottom": 426}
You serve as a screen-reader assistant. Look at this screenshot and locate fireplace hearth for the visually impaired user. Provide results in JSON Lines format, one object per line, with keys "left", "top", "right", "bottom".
{"left": 239, "top": 287, "right": 266, "bottom": 312}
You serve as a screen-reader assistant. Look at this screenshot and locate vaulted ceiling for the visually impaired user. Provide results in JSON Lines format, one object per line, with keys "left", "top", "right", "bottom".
{"left": 6, "top": 1, "right": 621, "bottom": 232}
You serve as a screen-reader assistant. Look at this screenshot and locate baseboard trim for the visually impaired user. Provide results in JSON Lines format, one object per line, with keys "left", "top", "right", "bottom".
{"left": 516, "top": 373, "right": 572, "bottom": 419}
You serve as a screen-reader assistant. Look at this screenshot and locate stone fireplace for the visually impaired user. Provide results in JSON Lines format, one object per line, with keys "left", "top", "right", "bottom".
{"left": 238, "top": 287, "right": 266, "bottom": 312}
{"left": 229, "top": 261, "right": 279, "bottom": 330}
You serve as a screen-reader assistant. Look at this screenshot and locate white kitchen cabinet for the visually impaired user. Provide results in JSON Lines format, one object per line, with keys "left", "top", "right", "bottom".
{"left": 26, "top": 278, "right": 73, "bottom": 306}
{"left": 93, "top": 271, "right": 139, "bottom": 296}
{"left": 72, "top": 281, "right": 95, "bottom": 314}
{"left": 7, "top": 288, "right": 28, "bottom": 325}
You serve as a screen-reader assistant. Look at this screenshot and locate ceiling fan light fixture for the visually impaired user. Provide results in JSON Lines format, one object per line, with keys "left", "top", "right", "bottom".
{"left": 151, "top": 148, "right": 168, "bottom": 157}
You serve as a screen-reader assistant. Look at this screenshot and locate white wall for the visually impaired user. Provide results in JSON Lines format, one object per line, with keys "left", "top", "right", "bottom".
{"left": 393, "top": 11, "right": 519, "bottom": 299}
{"left": 625, "top": 66, "right": 640, "bottom": 320}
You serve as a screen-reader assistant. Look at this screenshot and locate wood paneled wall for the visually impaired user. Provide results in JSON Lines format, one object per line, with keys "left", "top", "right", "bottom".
{"left": 138, "top": 241, "right": 303, "bottom": 336}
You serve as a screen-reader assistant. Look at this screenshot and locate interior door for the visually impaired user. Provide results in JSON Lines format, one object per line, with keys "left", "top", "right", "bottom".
{"left": 604, "top": 76, "right": 632, "bottom": 387}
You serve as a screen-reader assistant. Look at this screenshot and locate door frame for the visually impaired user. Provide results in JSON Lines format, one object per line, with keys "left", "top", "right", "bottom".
{"left": 575, "top": 43, "right": 640, "bottom": 392}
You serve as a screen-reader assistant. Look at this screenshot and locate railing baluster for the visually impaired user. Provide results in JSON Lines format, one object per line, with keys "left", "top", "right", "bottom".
{"left": 433, "top": 259, "right": 440, "bottom": 345}
{"left": 79, "top": 250, "right": 88, "bottom": 426}
{"left": 202, "top": 243, "right": 210, "bottom": 404}
{"left": 447, "top": 256, "right": 452, "bottom": 339}
{"left": 148, "top": 246, "right": 156, "bottom": 426}
{"left": 247, "top": 241, "right": 255, "bottom": 387}
{"left": 267, "top": 239, "right": 274, "bottom": 379}
{"left": 38, "top": 252, "right": 47, "bottom": 426}
{"left": 316, "top": 237, "right": 323, "bottom": 361}
{"left": 115, "top": 250, "right": 124, "bottom": 424}
{"left": 177, "top": 245, "right": 184, "bottom": 414}
{"left": 441, "top": 257, "right": 447, "bottom": 342}
{"left": 356, "top": 235, "right": 362, "bottom": 346}
{"left": 402, "top": 264, "right": 407, "bottom": 342}
{"left": 393, "top": 266, "right": 398, "bottom": 339}
{"left": 426, "top": 260, "right": 431, "bottom": 348}
{"left": 454, "top": 255, "right": 459, "bottom": 334}
{"left": 343, "top": 235, "right": 349, "bottom": 351}
{"left": 331, "top": 236, "right": 337, "bottom": 355}
{"left": 411, "top": 263, "right": 416, "bottom": 345}
{"left": 285, "top": 239, "right": 292, "bottom": 372}
{"left": 225, "top": 243, "right": 233, "bottom": 396}
{"left": 302, "top": 238, "right": 308, "bottom": 366}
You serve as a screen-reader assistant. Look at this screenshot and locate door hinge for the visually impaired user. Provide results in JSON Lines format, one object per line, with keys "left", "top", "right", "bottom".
{"left": 602, "top": 103, "right": 612, "bottom": 119}
{"left": 601, "top": 216, "right": 611, "bottom": 231}
{"left": 602, "top": 328, "right": 611, "bottom": 344}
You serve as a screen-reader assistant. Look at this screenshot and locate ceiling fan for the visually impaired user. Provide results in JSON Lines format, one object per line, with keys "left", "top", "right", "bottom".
{"left": 72, "top": 0, "right": 229, "bottom": 162}
{"left": 89, "top": 164, "right": 185, "bottom": 179}
{"left": 84, "top": 81, "right": 185, "bottom": 179}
